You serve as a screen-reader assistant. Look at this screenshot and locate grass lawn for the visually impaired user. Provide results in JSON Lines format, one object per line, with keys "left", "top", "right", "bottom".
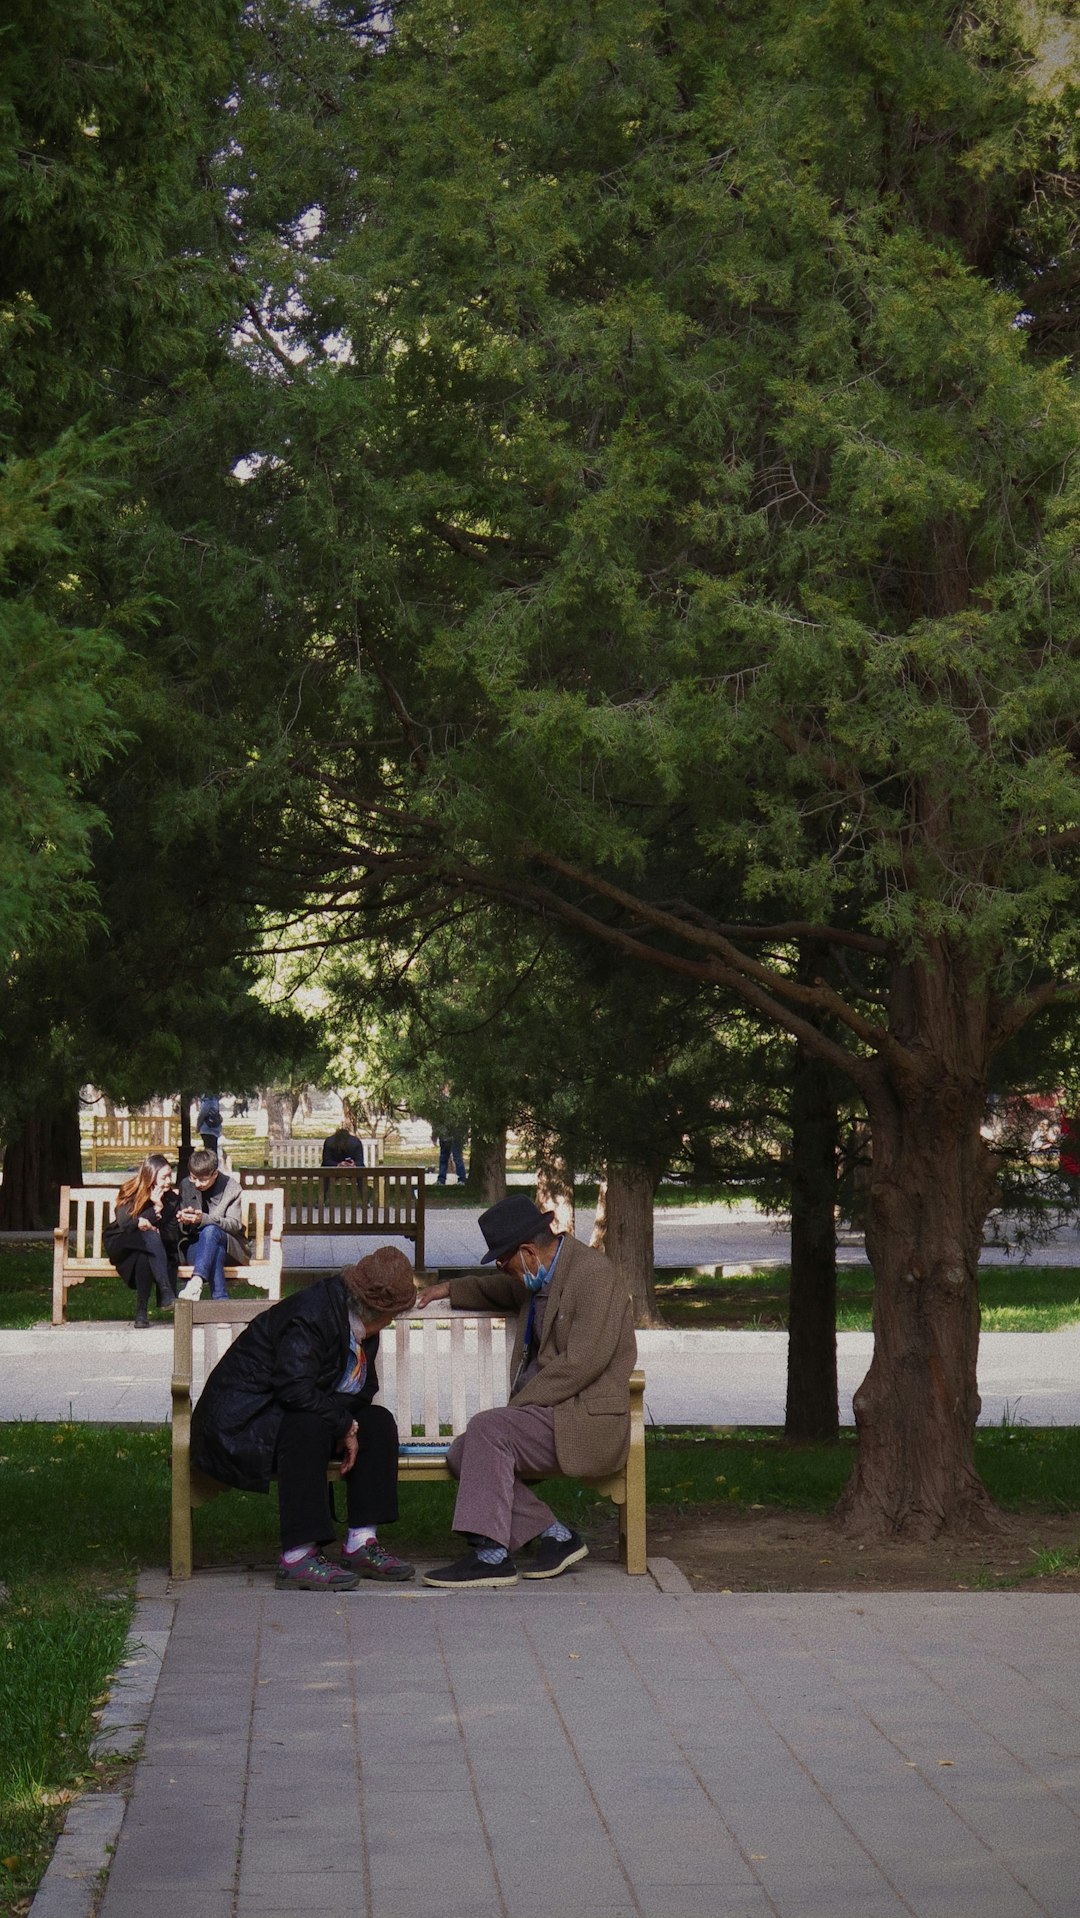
{"left": 655, "top": 1262, "right": 1080, "bottom": 1332}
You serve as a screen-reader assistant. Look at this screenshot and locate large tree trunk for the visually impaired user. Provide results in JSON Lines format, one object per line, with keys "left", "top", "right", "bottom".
{"left": 263, "top": 1087, "right": 298, "bottom": 1142}
{"left": 591, "top": 1161, "right": 664, "bottom": 1326}
{"left": 785, "top": 1042, "right": 840, "bottom": 1443}
{"left": 536, "top": 1141, "right": 575, "bottom": 1235}
{"left": 835, "top": 956, "right": 1000, "bottom": 1539}
{"left": 0, "top": 1103, "right": 83, "bottom": 1230}
{"left": 467, "top": 1131, "right": 507, "bottom": 1205}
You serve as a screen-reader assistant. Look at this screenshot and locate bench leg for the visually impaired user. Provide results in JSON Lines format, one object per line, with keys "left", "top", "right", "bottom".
{"left": 623, "top": 1440, "right": 647, "bottom": 1575}
{"left": 170, "top": 1466, "right": 193, "bottom": 1580}
{"left": 52, "top": 1231, "right": 68, "bottom": 1327}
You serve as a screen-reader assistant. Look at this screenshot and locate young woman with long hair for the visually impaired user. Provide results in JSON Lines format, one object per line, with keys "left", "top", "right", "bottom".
{"left": 104, "top": 1153, "right": 181, "bottom": 1328}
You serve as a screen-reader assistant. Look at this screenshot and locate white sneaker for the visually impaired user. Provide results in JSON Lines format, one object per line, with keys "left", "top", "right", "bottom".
{"left": 178, "top": 1277, "right": 203, "bottom": 1301}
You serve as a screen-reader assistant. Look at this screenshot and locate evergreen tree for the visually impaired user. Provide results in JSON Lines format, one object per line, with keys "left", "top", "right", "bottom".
{"left": 213, "top": 0, "right": 1080, "bottom": 1536}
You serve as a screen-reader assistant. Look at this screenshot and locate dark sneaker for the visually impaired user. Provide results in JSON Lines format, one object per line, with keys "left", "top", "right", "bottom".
{"left": 422, "top": 1550, "right": 518, "bottom": 1590}
{"left": 523, "top": 1529, "right": 589, "bottom": 1579}
{"left": 276, "top": 1551, "right": 359, "bottom": 1592}
{"left": 343, "top": 1539, "right": 415, "bottom": 1582}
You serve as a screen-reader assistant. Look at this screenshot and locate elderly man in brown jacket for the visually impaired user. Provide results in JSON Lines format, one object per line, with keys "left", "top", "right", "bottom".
{"left": 417, "top": 1194, "right": 637, "bottom": 1588}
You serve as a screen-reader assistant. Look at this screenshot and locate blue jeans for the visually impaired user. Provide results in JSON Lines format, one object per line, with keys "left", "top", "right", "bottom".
{"left": 437, "top": 1137, "right": 466, "bottom": 1183}
{"left": 189, "top": 1222, "right": 228, "bottom": 1299}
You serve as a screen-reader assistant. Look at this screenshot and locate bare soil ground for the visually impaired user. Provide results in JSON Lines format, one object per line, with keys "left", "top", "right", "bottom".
{"left": 646, "top": 1506, "right": 1080, "bottom": 1593}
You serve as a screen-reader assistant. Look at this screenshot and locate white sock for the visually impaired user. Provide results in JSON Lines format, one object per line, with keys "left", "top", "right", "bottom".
{"left": 281, "top": 1543, "right": 316, "bottom": 1565}
{"left": 541, "top": 1520, "right": 572, "bottom": 1543}
{"left": 346, "top": 1526, "right": 376, "bottom": 1553}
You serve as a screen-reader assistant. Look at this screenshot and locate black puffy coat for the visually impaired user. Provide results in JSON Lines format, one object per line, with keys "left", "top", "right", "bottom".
{"left": 190, "top": 1274, "right": 380, "bottom": 1493}
{"left": 104, "top": 1196, "right": 181, "bottom": 1291}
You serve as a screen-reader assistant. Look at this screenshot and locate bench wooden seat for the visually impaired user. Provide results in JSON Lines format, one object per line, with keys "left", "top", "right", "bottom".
{"left": 170, "top": 1297, "right": 647, "bottom": 1579}
{"left": 239, "top": 1164, "right": 425, "bottom": 1268}
{"left": 52, "top": 1185, "right": 285, "bottom": 1326}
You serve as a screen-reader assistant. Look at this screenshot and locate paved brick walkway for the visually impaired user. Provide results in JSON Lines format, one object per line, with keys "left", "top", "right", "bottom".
{"left": 96, "top": 1567, "right": 1080, "bottom": 1918}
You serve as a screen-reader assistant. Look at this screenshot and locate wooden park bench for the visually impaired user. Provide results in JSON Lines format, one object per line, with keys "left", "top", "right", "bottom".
{"left": 233, "top": 1137, "right": 382, "bottom": 1170}
{"left": 239, "top": 1164, "right": 425, "bottom": 1269}
{"left": 170, "top": 1296, "right": 647, "bottom": 1579}
{"left": 89, "top": 1114, "right": 178, "bottom": 1170}
{"left": 52, "top": 1185, "right": 285, "bottom": 1326}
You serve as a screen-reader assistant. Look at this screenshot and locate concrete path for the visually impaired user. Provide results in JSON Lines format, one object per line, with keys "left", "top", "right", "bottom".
{"left": 94, "top": 1567, "right": 1080, "bottom": 1918}
{"left": 4, "top": 1319, "right": 1079, "bottom": 1430}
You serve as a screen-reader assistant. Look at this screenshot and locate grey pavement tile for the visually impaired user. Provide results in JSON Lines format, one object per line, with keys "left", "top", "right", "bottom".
{"left": 634, "top": 1890, "right": 774, "bottom": 1918}
{"left": 99, "top": 1893, "right": 234, "bottom": 1918}
{"left": 237, "top": 1872, "right": 366, "bottom": 1912}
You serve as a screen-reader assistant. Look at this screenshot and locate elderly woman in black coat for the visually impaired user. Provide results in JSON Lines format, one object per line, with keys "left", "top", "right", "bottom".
{"left": 191, "top": 1245, "right": 417, "bottom": 1591}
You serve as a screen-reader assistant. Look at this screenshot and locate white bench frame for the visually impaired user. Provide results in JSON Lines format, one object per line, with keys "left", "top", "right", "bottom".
{"left": 170, "top": 1297, "right": 647, "bottom": 1578}
{"left": 52, "top": 1185, "right": 285, "bottom": 1326}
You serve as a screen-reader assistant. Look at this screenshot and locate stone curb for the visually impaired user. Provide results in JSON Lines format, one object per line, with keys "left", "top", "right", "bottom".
{"left": 27, "top": 1573, "right": 173, "bottom": 1918}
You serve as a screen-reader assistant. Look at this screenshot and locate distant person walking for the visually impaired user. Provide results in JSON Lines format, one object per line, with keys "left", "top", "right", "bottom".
{"left": 430, "top": 1084, "right": 467, "bottom": 1185}
{"left": 1059, "top": 1112, "right": 1080, "bottom": 1203}
{"left": 195, "top": 1094, "right": 223, "bottom": 1156}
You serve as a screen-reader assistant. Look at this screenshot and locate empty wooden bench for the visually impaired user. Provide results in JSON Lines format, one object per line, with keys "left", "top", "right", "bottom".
{"left": 239, "top": 1164, "right": 425, "bottom": 1269}
{"left": 170, "top": 1296, "right": 647, "bottom": 1578}
{"left": 89, "top": 1114, "right": 178, "bottom": 1170}
{"left": 52, "top": 1185, "right": 285, "bottom": 1326}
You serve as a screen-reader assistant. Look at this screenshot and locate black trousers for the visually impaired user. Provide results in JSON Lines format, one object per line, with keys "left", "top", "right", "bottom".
{"left": 273, "top": 1398, "right": 400, "bottom": 1551}
{"left": 132, "top": 1236, "right": 178, "bottom": 1317}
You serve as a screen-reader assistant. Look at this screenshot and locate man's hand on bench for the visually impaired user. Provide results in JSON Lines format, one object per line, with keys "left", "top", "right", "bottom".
{"left": 340, "top": 1420, "right": 359, "bottom": 1476}
{"left": 417, "top": 1280, "right": 451, "bottom": 1308}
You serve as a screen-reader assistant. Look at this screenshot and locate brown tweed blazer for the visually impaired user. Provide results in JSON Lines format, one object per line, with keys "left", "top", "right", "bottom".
{"left": 447, "top": 1234, "right": 637, "bottom": 1478}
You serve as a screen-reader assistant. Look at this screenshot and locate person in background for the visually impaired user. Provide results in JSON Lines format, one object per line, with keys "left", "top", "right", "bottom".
{"left": 191, "top": 1246, "right": 418, "bottom": 1591}
{"left": 321, "top": 1126, "right": 366, "bottom": 1169}
{"left": 195, "top": 1093, "right": 223, "bottom": 1156}
{"left": 1059, "top": 1110, "right": 1080, "bottom": 1203}
{"left": 176, "top": 1149, "right": 249, "bottom": 1301}
{"left": 430, "top": 1083, "right": 467, "bottom": 1185}
{"left": 104, "top": 1154, "right": 181, "bottom": 1328}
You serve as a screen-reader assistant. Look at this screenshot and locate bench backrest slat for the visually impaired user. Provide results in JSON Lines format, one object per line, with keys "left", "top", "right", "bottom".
{"left": 422, "top": 1314, "right": 440, "bottom": 1439}
{"left": 450, "top": 1314, "right": 467, "bottom": 1435}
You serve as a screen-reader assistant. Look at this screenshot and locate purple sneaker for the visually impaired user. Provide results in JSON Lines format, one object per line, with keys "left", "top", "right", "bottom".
{"left": 342, "top": 1539, "right": 415, "bottom": 1582}
{"left": 276, "top": 1551, "right": 358, "bottom": 1592}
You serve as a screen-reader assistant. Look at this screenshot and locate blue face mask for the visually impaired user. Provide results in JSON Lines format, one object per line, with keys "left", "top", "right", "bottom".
{"left": 521, "top": 1253, "right": 548, "bottom": 1294}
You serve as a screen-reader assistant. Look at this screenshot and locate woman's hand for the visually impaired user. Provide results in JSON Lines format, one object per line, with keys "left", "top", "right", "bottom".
{"left": 138, "top": 1218, "right": 159, "bottom": 1235}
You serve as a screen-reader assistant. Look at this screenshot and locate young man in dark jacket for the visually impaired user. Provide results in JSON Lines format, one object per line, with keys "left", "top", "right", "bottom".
{"left": 191, "top": 1246, "right": 417, "bottom": 1591}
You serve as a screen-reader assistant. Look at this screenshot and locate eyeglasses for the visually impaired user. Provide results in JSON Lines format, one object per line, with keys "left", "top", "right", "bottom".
{"left": 495, "top": 1248, "right": 522, "bottom": 1273}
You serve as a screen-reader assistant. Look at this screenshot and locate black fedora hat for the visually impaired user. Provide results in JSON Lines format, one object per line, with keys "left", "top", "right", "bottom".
{"left": 478, "top": 1195, "right": 555, "bottom": 1265}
